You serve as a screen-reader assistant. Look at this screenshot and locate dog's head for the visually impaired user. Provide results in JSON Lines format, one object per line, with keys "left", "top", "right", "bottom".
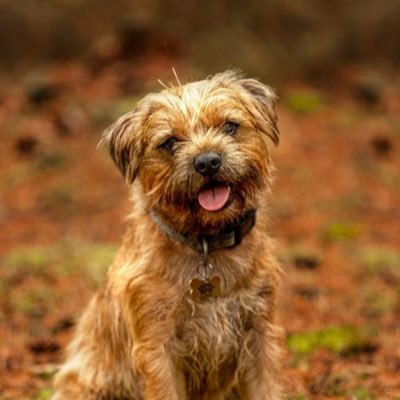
{"left": 101, "top": 71, "right": 279, "bottom": 235}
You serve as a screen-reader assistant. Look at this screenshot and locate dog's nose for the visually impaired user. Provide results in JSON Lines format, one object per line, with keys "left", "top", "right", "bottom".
{"left": 193, "top": 152, "right": 222, "bottom": 176}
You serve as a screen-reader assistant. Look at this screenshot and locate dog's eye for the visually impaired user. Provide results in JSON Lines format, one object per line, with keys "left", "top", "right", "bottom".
{"left": 222, "top": 121, "right": 239, "bottom": 135}
{"left": 159, "top": 137, "right": 177, "bottom": 152}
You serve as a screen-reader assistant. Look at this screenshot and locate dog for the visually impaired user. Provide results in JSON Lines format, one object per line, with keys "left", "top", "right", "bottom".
{"left": 52, "top": 70, "right": 283, "bottom": 400}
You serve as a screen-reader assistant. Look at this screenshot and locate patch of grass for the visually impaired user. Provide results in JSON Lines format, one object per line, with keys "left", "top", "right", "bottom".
{"left": 12, "top": 287, "right": 56, "bottom": 317}
{"left": 37, "top": 370, "right": 56, "bottom": 381}
{"left": 321, "top": 221, "right": 360, "bottom": 242}
{"left": 2, "top": 240, "right": 117, "bottom": 287}
{"left": 349, "top": 387, "right": 374, "bottom": 400}
{"left": 59, "top": 240, "right": 116, "bottom": 286}
{"left": 34, "top": 388, "right": 54, "bottom": 400}
{"left": 283, "top": 90, "right": 325, "bottom": 114}
{"left": 287, "top": 326, "right": 370, "bottom": 356}
{"left": 3, "top": 247, "right": 51, "bottom": 276}
{"left": 358, "top": 247, "right": 400, "bottom": 275}
{"left": 361, "top": 288, "right": 396, "bottom": 317}
{"left": 330, "top": 385, "right": 345, "bottom": 396}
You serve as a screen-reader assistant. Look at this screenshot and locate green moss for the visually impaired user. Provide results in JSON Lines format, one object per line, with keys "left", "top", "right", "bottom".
{"left": 287, "top": 326, "right": 369, "bottom": 356}
{"left": 34, "top": 388, "right": 54, "bottom": 400}
{"left": 2, "top": 239, "right": 117, "bottom": 287}
{"left": 321, "top": 221, "right": 360, "bottom": 242}
{"left": 350, "top": 387, "right": 374, "bottom": 400}
{"left": 283, "top": 90, "right": 325, "bottom": 114}
{"left": 330, "top": 386, "right": 345, "bottom": 396}
{"left": 12, "top": 287, "right": 55, "bottom": 317}
{"left": 60, "top": 240, "right": 116, "bottom": 286}
{"left": 38, "top": 370, "right": 56, "bottom": 381}
{"left": 360, "top": 283, "right": 399, "bottom": 317}
{"left": 358, "top": 247, "right": 400, "bottom": 275}
{"left": 2, "top": 247, "right": 52, "bottom": 276}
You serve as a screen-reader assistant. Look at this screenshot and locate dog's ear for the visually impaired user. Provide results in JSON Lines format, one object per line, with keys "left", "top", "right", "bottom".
{"left": 239, "top": 78, "right": 279, "bottom": 146}
{"left": 99, "top": 107, "right": 146, "bottom": 184}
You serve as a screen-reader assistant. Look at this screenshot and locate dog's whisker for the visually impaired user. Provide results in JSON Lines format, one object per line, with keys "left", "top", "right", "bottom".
{"left": 157, "top": 78, "right": 169, "bottom": 90}
{"left": 172, "top": 67, "right": 182, "bottom": 88}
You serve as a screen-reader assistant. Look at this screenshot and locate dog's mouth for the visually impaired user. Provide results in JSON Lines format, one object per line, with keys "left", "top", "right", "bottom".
{"left": 197, "top": 181, "right": 231, "bottom": 212}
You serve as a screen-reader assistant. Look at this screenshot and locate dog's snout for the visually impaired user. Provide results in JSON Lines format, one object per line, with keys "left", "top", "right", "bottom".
{"left": 193, "top": 152, "right": 222, "bottom": 176}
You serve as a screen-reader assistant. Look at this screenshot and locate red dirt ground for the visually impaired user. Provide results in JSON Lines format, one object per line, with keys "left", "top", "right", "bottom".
{"left": 1, "top": 60, "right": 399, "bottom": 399}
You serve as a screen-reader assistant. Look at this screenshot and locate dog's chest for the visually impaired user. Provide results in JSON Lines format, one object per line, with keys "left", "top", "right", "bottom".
{"left": 174, "top": 294, "right": 256, "bottom": 378}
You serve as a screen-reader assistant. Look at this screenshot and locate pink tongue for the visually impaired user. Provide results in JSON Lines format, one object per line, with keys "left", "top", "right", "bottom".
{"left": 198, "top": 184, "right": 230, "bottom": 211}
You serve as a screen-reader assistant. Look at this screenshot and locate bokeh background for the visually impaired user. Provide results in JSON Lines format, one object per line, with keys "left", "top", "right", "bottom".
{"left": 1, "top": 1, "right": 399, "bottom": 399}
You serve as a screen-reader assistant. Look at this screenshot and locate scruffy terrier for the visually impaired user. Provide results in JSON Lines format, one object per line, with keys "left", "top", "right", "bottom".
{"left": 52, "top": 71, "right": 283, "bottom": 400}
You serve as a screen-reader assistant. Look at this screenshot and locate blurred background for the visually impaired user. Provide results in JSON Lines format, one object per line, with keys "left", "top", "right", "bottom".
{"left": 0, "top": 1, "right": 399, "bottom": 399}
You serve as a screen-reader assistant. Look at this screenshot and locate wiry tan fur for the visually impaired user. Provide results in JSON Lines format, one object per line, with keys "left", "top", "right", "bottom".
{"left": 52, "top": 71, "right": 283, "bottom": 400}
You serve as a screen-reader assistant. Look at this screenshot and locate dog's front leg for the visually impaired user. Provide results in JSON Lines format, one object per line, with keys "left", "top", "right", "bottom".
{"left": 236, "top": 322, "right": 283, "bottom": 400}
{"left": 126, "top": 280, "right": 185, "bottom": 400}
{"left": 134, "top": 343, "right": 185, "bottom": 400}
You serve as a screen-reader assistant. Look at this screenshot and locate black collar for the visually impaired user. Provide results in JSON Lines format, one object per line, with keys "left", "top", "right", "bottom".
{"left": 150, "top": 209, "right": 257, "bottom": 253}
